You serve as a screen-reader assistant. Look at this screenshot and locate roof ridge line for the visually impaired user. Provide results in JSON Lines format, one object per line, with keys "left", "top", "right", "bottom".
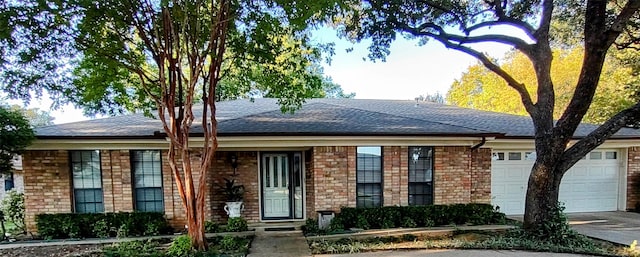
{"left": 322, "top": 101, "right": 501, "bottom": 135}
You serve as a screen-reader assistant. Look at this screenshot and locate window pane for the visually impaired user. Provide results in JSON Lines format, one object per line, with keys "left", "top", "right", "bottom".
{"left": 357, "top": 147, "right": 382, "bottom": 207}
{"left": 71, "top": 151, "right": 104, "bottom": 213}
{"left": 132, "top": 150, "right": 164, "bottom": 212}
{"left": 605, "top": 152, "right": 617, "bottom": 160}
{"left": 590, "top": 152, "right": 602, "bottom": 160}
{"left": 4, "top": 173, "right": 14, "bottom": 191}
{"left": 508, "top": 152, "right": 522, "bottom": 160}
{"left": 408, "top": 147, "right": 434, "bottom": 206}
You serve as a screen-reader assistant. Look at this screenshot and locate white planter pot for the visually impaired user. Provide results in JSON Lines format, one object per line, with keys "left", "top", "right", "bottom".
{"left": 224, "top": 201, "right": 244, "bottom": 218}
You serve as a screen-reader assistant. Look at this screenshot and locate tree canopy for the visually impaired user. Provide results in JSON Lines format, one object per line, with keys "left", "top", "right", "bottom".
{"left": 9, "top": 105, "right": 55, "bottom": 127}
{"left": 0, "top": 0, "right": 347, "bottom": 114}
{"left": 337, "top": 0, "right": 640, "bottom": 233}
{"left": 0, "top": 0, "right": 347, "bottom": 249}
{"left": 0, "top": 105, "right": 34, "bottom": 174}
{"left": 447, "top": 47, "right": 637, "bottom": 124}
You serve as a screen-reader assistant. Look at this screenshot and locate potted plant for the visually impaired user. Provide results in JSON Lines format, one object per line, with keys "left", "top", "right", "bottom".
{"left": 222, "top": 178, "right": 245, "bottom": 218}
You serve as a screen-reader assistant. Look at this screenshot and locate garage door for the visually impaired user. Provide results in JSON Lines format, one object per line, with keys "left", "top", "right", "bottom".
{"left": 491, "top": 150, "right": 621, "bottom": 215}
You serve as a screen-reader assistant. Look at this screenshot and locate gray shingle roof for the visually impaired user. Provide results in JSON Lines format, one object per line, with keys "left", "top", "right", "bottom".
{"left": 35, "top": 98, "right": 640, "bottom": 139}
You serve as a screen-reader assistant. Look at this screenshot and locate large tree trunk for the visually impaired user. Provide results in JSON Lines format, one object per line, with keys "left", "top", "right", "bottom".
{"left": 523, "top": 158, "right": 565, "bottom": 229}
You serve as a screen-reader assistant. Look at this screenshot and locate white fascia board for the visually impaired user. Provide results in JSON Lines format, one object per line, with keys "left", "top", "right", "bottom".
{"left": 486, "top": 138, "right": 640, "bottom": 150}
{"left": 27, "top": 139, "right": 169, "bottom": 150}
{"left": 28, "top": 136, "right": 495, "bottom": 150}
{"left": 206, "top": 136, "right": 494, "bottom": 148}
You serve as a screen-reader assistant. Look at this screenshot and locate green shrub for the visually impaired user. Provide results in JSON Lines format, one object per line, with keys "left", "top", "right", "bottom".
{"left": 166, "top": 235, "right": 194, "bottom": 257}
{"left": 103, "top": 240, "right": 162, "bottom": 257}
{"left": 424, "top": 218, "right": 435, "bottom": 227}
{"left": 204, "top": 220, "right": 221, "bottom": 233}
{"left": 92, "top": 219, "right": 110, "bottom": 238}
{"left": 1, "top": 190, "right": 25, "bottom": 233}
{"left": 355, "top": 215, "right": 370, "bottom": 230}
{"left": 401, "top": 217, "right": 417, "bottom": 228}
{"left": 219, "top": 235, "right": 241, "bottom": 251}
{"left": 302, "top": 218, "right": 321, "bottom": 235}
{"left": 226, "top": 217, "right": 248, "bottom": 232}
{"left": 35, "top": 212, "right": 171, "bottom": 239}
{"left": 210, "top": 235, "right": 250, "bottom": 255}
{"left": 335, "top": 203, "right": 504, "bottom": 230}
{"left": 327, "top": 216, "right": 345, "bottom": 232}
{"left": 527, "top": 203, "right": 587, "bottom": 246}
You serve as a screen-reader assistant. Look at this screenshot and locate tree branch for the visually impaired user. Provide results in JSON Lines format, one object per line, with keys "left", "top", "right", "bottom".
{"left": 464, "top": 20, "right": 535, "bottom": 40}
{"left": 559, "top": 102, "right": 640, "bottom": 173}
{"left": 407, "top": 22, "right": 534, "bottom": 58}
{"left": 606, "top": 0, "right": 640, "bottom": 46}
{"left": 401, "top": 26, "right": 536, "bottom": 113}
{"left": 555, "top": 0, "right": 637, "bottom": 139}
{"left": 533, "top": 0, "right": 553, "bottom": 42}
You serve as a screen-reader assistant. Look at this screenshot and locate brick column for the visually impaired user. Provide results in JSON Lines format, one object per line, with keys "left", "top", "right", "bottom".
{"left": 470, "top": 148, "right": 492, "bottom": 204}
{"left": 313, "top": 146, "right": 354, "bottom": 213}
{"left": 346, "top": 146, "right": 356, "bottom": 207}
{"left": 433, "top": 146, "right": 472, "bottom": 204}
{"left": 383, "top": 146, "right": 405, "bottom": 206}
{"left": 101, "top": 150, "right": 133, "bottom": 212}
{"left": 305, "top": 150, "right": 316, "bottom": 219}
{"left": 23, "top": 150, "right": 72, "bottom": 233}
{"left": 627, "top": 147, "right": 640, "bottom": 210}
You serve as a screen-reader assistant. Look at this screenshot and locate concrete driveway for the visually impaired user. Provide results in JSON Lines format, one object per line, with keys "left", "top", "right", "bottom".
{"left": 567, "top": 211, "right": 640, "bottom": 246}
{"left": 511, "top": 211, "right": 640, "bottom": 246}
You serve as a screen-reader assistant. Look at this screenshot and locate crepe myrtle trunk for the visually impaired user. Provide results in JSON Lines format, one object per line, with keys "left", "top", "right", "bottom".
{"left": 523, "top": 147, "right": 567, "bottom": 229}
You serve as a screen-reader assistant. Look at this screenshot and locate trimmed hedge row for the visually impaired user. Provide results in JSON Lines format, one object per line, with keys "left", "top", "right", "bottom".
{"left": 36, "top": 212, "right": 172, "bottom": 239}
{"left": 333, "top": 203, "right": 505, "bottom": 230}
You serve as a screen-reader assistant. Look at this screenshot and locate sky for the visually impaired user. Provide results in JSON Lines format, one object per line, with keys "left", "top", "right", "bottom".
{"left": 7, "top": 26, "right": 521, "bottom": 125}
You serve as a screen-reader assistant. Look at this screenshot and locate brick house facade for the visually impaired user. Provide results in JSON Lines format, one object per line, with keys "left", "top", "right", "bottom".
{"left": 22, "top": 145, "right": 494, "bottom": 232}
{"left": 22, "top": 99, "right": 640, "bottom": 233}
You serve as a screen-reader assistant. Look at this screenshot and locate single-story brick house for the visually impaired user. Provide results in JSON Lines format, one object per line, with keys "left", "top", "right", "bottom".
{"left": 22, "top": 98, "right": 640, "bottom": 232}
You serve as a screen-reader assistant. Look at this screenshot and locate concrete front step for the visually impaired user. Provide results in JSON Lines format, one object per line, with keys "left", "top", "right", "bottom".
{"left": 249, "top": 221, "right": 305, "bottom": 233}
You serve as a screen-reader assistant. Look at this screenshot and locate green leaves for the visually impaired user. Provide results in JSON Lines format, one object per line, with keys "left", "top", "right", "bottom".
{"left": 1, "top": 0, "right": 350, "bottom": 115}
{"left": 0, "top": 105, "right": 34, "bottom": 174}
{"left": 446, "top": 47, "right": 637, "bottom": 124}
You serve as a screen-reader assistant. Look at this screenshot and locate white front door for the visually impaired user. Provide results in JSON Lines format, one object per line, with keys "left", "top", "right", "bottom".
{"left": 262, "top": 154, "right": 290, "bottom": 218}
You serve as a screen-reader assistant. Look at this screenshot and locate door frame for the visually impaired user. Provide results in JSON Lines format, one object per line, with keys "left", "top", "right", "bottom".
{"left": 259, "top": 151, "right": 305, "bottom": 221}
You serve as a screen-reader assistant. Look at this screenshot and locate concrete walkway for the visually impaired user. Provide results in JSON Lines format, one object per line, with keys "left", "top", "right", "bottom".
{"left": 247, "top": 231, "right": 311, "bottom": 257}
{"left": 317, "top": 249, "right": 596, "bottom": 257}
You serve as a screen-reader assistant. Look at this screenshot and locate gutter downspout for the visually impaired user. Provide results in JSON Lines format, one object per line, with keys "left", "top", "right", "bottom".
{"left": 470, "top": 137, "right": 486, "bottom": 151}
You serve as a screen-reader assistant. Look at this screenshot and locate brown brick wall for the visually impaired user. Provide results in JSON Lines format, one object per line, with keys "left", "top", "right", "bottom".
{"left": 433, "top": 146, "right": 472, "bottom": 204}
{"left": 162, "top": 149, "right": 220, "bottom": 228}
{"left": 23, "top": 150, "right": 71, "bottom": 232}
{"left": 628, "top": 147, "right": 640, "bottom": 211}
{"left": 383, "top": 146, "right": 408, "bottom": 206}
{"left": 102, "top": 150, "right": 134, "bottom": 212}
{"left": 308, "top": 145, "right": 487, "bottom": 214}
{"left": 305, "top": 150, "right": 316, "bottom": 219}
{"left": 470, "top": 148, "right": 492, "bottom": 204}
{"left": 311, "top": 146, "right": 355, "bottom": 212}
{"left": 24, "top": 144, "right": 494, "bottom": 233}
{"left": 209, "top": 151, "right": 259, "bottom": 223}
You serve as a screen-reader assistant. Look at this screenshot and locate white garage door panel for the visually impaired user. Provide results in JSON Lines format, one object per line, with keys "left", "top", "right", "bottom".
{"left": 491, "top": 150, "right": 621, "bottom": 215}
